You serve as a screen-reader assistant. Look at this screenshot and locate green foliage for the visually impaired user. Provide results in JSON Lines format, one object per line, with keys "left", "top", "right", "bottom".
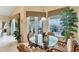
{"left": 60, "top": 8, "right": 78, "bottom": 39}
{"left": 14, "top": 31, "right": 21, "bottom": 40}
{"left": 14, "top": 19, "right": 21, "bottom": 42}
{"left": 51, "top": 25, "right": 58, "bottom": 32}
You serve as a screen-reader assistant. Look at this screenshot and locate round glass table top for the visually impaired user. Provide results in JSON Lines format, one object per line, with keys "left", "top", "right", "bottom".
{"left": 29, "top": 34, "right": 58, "bottom": 47}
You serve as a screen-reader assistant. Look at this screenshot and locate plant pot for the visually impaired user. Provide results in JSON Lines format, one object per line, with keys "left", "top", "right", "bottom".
{"left": 17, "top": 40, "right": 21, "bottom": 43}
{"left": 16, "top": 39, "right": 21, "bottom": 43}
{"left": 67, "top": 39, "right": 72, "bottom": 52}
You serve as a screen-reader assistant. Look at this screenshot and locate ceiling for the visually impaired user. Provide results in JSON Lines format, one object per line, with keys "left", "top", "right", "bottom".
{"left": 0, "top": 6, "right": 16, "bottom": 16}
{"left": 0, "top": 6, "right": 65, "bottom": 16}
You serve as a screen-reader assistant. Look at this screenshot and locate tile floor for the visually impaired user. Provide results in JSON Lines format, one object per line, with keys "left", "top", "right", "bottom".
{"left": 0, "top": 41, "right": 18, "bottom": 52}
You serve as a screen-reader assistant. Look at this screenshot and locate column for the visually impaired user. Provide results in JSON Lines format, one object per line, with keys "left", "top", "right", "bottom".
{"left": 45, "top": 11, "right": 48, "bottom": 42}
{"left": 43, "top": 11, "right": 49, "bottom": 48}
{"left": 20, "top": 7, "right": 28, "bottom": 42}
{"left": 6, "top": 20, "right": 10, "bottom": 35}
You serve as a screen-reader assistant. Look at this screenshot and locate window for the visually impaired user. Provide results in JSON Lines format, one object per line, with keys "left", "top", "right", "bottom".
{"left": 11, "top": 19, "right": 19, "bottom": 36}
{"left": 28, "top": 16, "right": 45, "bottom": 46}
{"left": 48, "top": 15, "right": 64, "bottom": 47}
{"left": 37, "top": 17, "right": 45, "bottom": 46}
{"left": 11, "top": 19, "right": 16, "bottom": 35}
{"left": 48, "top": 15, "right": 63, "bottom": 37}
{"left": 29, "top": 16, "right": 35, "bottom": 33}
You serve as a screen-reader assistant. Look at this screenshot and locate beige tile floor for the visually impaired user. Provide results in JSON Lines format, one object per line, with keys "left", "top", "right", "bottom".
{"left": 0, "top": 41, "right": 18, "bottom": 52}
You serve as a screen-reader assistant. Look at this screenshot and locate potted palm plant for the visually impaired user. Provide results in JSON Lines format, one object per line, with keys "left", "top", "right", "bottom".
{"left": 14, "top": 31, "right": 21, "bottom": 43}
{"left": 14, "top": 20, "right": 21, "bottom": 43}
{"left": 60, "top": 7, "right": 78, "bottom": 52}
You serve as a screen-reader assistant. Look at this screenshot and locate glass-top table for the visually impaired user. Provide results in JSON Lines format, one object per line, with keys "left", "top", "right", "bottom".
{"left": 29, "top": 34, "right": 58, "bottom": 48}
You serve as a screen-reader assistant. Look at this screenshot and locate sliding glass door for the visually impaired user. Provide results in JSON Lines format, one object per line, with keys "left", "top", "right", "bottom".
{"left": 11, "top": 18, "right": 20, "bottom": 36}
{"left": 48, "top": 15, "right": 64, "bottom": 47}
{"left": 37, "top": 17, "right": 45, "bottom": 46}
{"left": 28, "top": 16, "right": 45, "bottom": 47}
{"left": 48, "top": 15, "right": 63, "bottom": 37}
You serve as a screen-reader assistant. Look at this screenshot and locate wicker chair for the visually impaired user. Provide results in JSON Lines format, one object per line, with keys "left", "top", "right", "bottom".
{"left": 17, "top": 43, "right": 32, "bottom": 52}
{"left": 71, "top": 40, "right": 78, "bottom": 52}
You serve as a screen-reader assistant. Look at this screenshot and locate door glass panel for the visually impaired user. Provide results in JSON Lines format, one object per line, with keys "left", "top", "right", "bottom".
{"left": 11, "top": 19, "right": 19, "bottom": 36}
{"left": 28, "top": 16, "right": 36, "bottom": 43}
{"left": 48, "top": 15, "right": 63, "bottom": 47}
{"left": 48, "top": 15, "right": 63, "bottom": 37}
{"left": 28, "top": 16, "right": 45, "bottom": 47}
{"left": 37, "top": 17, "right": 45, "bottom": 46}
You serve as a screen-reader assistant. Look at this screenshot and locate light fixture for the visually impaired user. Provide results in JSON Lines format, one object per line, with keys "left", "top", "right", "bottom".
{"left": 41, "top": 7, "right": 46, "bottom": 22}
{"left": 41, "top": 17, "right": 46, "bottom": 21}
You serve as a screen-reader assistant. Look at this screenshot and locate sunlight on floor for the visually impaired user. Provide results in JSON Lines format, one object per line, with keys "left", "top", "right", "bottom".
{"left": 0, "top": 41, "right": 18, "bottom": 52}
{"left": 0, "top": 35, "right": 18, "bottom": 52}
